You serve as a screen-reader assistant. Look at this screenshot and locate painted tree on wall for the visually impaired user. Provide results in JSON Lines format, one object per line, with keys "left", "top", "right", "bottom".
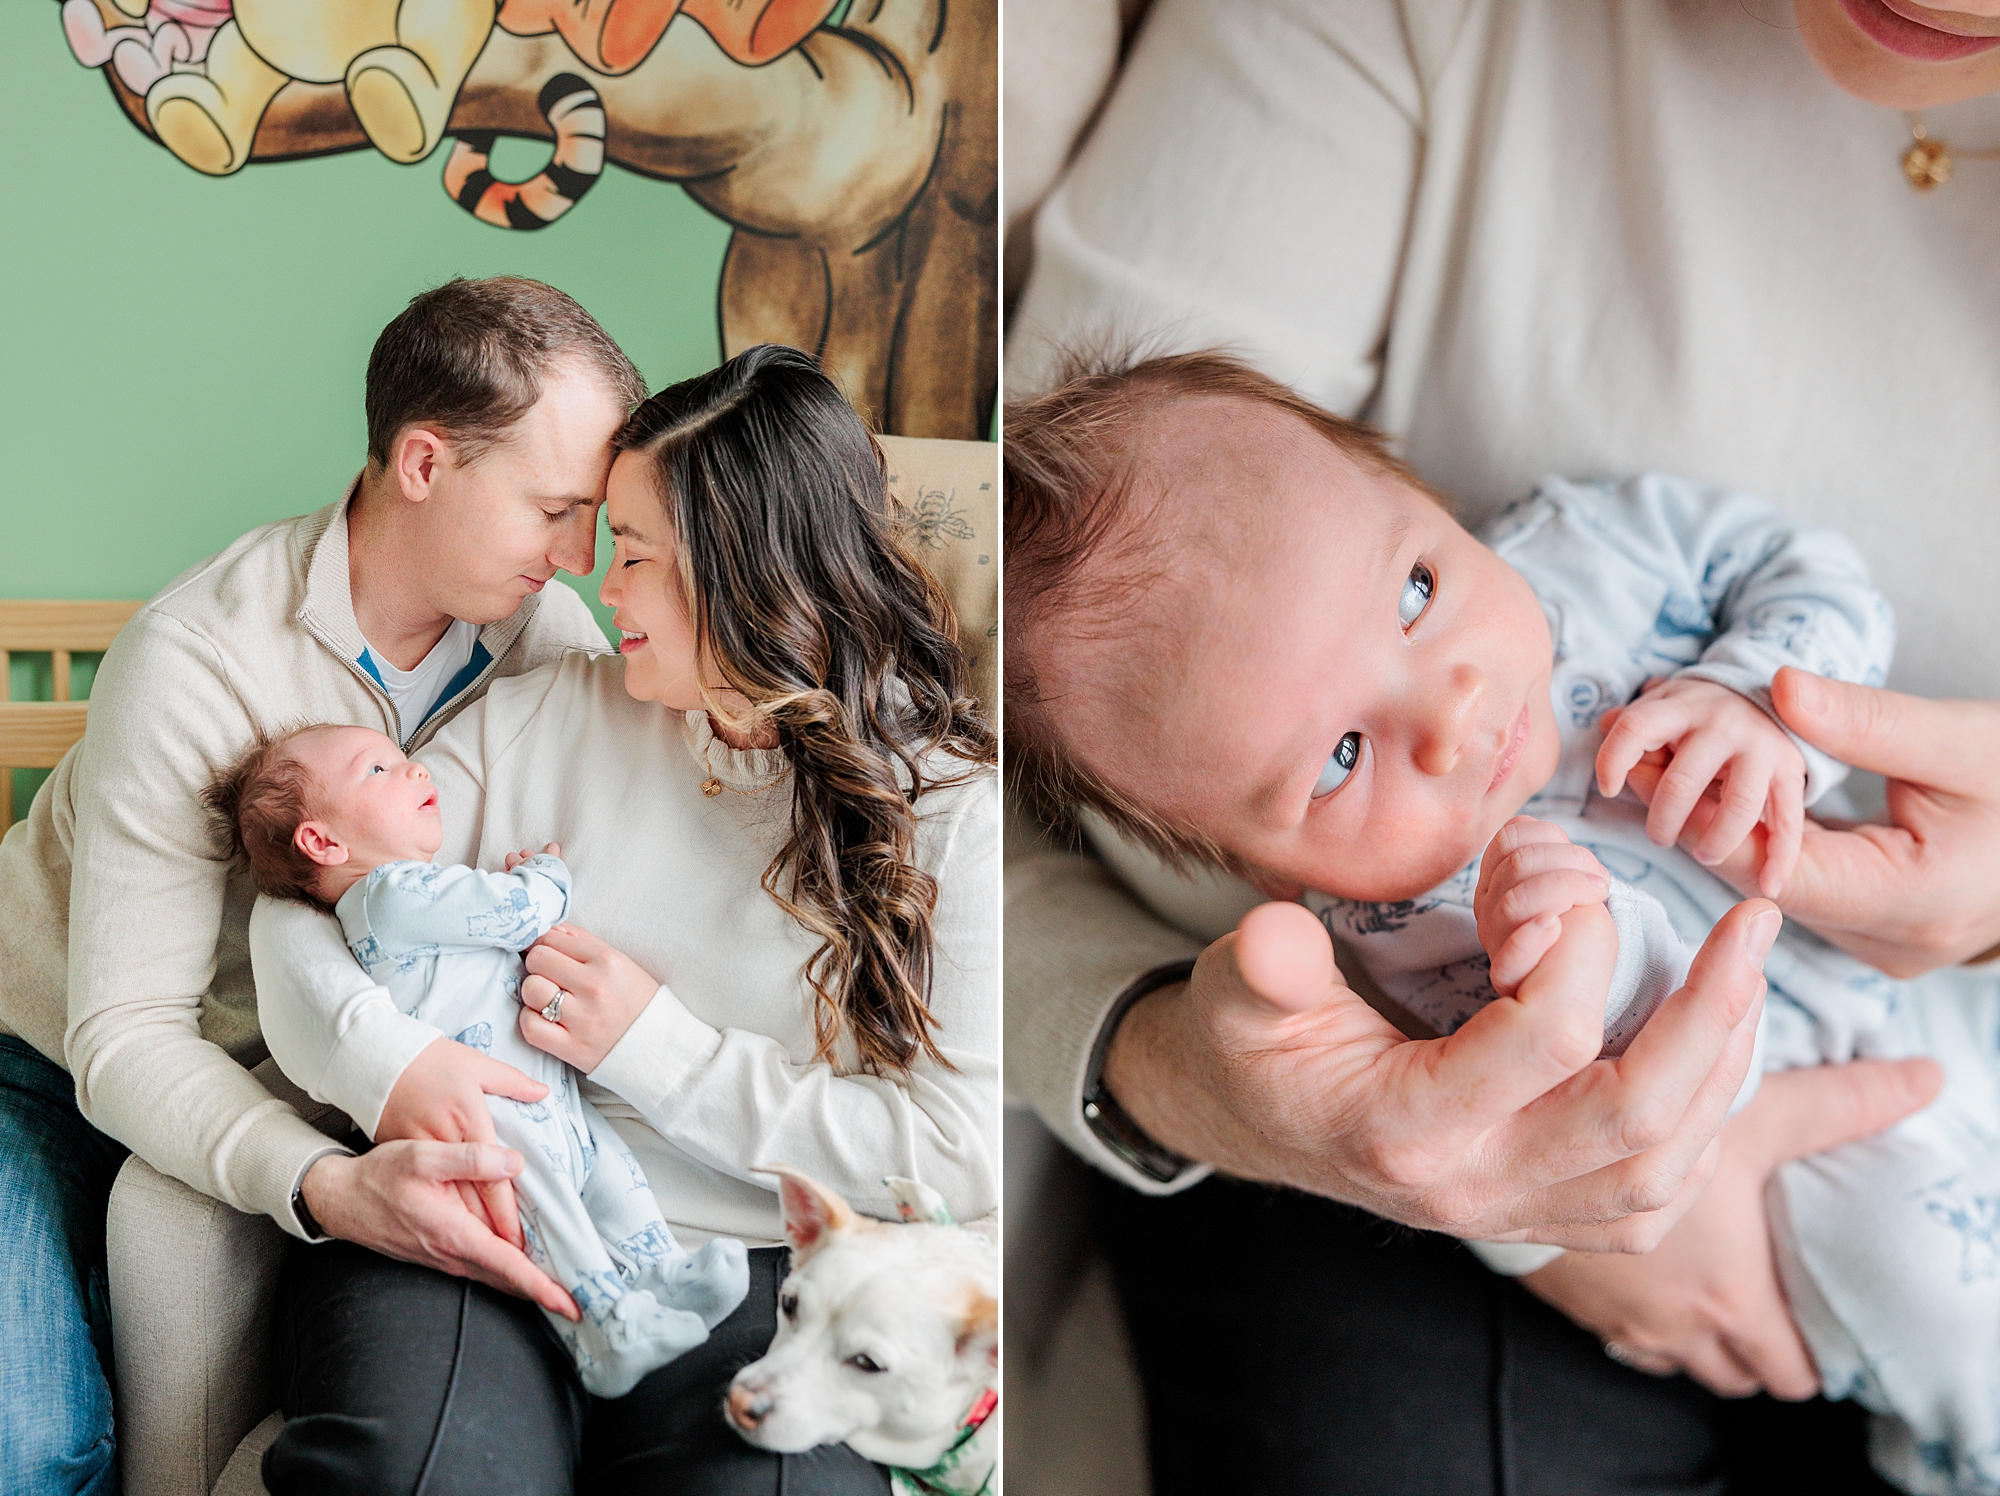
{"left": 57, "top": 0, "right": 996, "bottom": 439}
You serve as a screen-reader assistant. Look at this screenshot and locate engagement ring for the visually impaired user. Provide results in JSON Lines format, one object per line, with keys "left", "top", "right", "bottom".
{"left": 541, "top": 989, "right": 567, "bottom": 1024}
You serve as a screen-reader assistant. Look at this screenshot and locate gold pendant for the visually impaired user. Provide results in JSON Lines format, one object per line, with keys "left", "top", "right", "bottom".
{"left": 1905, "top": 135, "right": 1953, "bottom": 190}
{"left": 702, "top": 776, "right": 723, "bottom": 797}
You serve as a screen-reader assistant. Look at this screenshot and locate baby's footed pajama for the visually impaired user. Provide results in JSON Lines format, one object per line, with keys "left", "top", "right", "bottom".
{"left": 335, "top": 854, "right": 748, "bottom": 1397}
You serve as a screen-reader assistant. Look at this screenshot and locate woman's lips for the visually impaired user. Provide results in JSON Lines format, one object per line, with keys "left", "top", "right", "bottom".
{"left": 1842, "top": 0, "right": 2000, "bottom": 61}
{"left": 1488, "top": 704, "right": 1530, "bottom": 794}
{"left": 618, "top": 634, "right": 647, "bottom": 654}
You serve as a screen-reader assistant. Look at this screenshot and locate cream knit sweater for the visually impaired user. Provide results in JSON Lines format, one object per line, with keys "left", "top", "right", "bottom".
{"left": 0, "top": 490, "right": 606, "bottom": 1234}
{"left": 252, "top": 651, "right": 1000, "bottom": 1245}
{"left": 1006, "top": 0, "right": 2000, "bottom": 1192}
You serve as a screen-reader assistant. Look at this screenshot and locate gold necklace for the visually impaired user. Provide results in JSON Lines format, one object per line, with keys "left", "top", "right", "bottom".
{"left": 1903, "top": 111, "right": 2000, "bottom": 190}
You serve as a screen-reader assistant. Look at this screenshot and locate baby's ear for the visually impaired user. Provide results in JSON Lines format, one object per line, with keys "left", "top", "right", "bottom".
{"left": 293, "top": 820, "right": 349, "bottom": 868}
{"left": 760, "top": 1164, "right": 856, "bottom": 1263}
{"left": 955, "top": 1288, "right": 998, "bottom": 1370}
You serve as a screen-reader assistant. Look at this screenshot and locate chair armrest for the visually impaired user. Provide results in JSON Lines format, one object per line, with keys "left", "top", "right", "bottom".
{"left": 108, "top": 1155, "right": 288, "bottom": 1496}
{"left": 109, "top": 1060, "right": 347, "bottom": 1496}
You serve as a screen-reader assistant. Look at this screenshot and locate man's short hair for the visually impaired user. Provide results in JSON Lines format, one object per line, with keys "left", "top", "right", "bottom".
{"left": 1004, "top": 347, "right": 1438, "bottom": 869}
{"left": 204, "top": 726, "right": 333, "bottom": 910}
{"left": 365, "top": 277, "right": 646, "bottom": 469}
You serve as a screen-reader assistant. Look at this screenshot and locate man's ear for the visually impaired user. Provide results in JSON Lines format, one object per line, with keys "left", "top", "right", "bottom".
{"left": 294, "top": 821, "right": 350, "bottom": 869}
{"left": 955, "top": 1289, "right": 998, "bottom": 1370}
{"left": 390, "top": 426, "right": 449, "bottom": 505}
{"left": 759, "top": 1163, "right": 856, "bottom": 1263}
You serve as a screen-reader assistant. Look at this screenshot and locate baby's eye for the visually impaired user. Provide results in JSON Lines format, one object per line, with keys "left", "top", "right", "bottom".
{"left": 1312, "top": 732, "right": 1362, "bottom": 798}
{"left": 1399, "top": 561, "right": 1434, "bottom": 629}
{"left": 369, "top": 763, "right": 386, "bottom": 775}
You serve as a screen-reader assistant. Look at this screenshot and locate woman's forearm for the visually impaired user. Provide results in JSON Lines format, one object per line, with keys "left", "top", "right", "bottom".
{"left": 589, "top": 988, "right": 999, "bottom": 1224}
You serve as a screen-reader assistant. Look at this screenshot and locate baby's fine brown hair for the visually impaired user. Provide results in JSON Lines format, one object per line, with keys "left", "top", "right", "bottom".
{"left": 204, "top": 726, "right": 334, "bottom": 909}
{"left": 1004, "top": 347, "right": 1440, "bottom": 869}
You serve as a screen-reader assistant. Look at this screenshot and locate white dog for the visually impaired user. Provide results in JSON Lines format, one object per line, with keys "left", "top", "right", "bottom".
{"left": 726, "top": 1167, "right": 997, "bottom": 1493}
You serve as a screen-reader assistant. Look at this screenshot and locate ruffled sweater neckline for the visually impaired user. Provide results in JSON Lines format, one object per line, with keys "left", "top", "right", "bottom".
{"left": 681, "top": 710, "right": 788, "bottom": 792}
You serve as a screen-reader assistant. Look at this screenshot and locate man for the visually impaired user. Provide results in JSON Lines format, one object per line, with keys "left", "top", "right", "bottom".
{"left": 0, "top": 276, "right": 641, "bottom": 1492}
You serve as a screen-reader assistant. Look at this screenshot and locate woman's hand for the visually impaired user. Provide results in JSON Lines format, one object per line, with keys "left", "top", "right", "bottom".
{"left": 298, "top": 1145, "right": 579, "bottom": 1320}
{"left": 1521, "top": 1057, "right": 1940, "bottom": 1397}
{"left": 519, "top": 924, "right": 661, "bottom": 1072}
{"left": 1635, "top": 670, "right": 2000, "bottom": 976}
{"left": 1107, "top": 899, "right": 1777, "bottom": 1250}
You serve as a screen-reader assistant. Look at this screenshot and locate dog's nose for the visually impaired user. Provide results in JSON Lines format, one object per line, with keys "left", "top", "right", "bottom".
{"left": 727, "top": 1383, "right": 773, "bottom": 1430}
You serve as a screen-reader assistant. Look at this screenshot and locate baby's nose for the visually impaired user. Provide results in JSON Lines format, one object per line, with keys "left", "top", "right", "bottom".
{"left": 409, "top": 763, "right": 430, "bottom": 782}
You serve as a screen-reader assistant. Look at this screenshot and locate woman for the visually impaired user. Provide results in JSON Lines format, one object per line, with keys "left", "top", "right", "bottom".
{"left": 252, "top": 344, "right": 998, "bottom": 1493}
{"left": 1006, "top": 0, "right": 2000, "bottom": 1491}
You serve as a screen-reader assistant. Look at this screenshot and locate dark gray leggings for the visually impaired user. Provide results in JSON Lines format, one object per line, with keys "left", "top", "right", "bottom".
{"left": 265, "top": 1240, "right": 890, "bottom": 1496}
{"left": 1094, "top": 1172, "right": 1903, "bottom": 1496}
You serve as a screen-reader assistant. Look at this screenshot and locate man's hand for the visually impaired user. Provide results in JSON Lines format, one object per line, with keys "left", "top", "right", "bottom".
{"left": 1522, "top": 1057, "right": 1940, "bottom": 1397}
{"left": 1639, "top": 669, "right": 2000, "bottom": 976}
{"left": 1105, "top": 897, "right": 1779, "bottom": 1250}
{"left": 1596, "top": 677, "right": 1806, "bottom": 897}
{"left": 376, "top": 1036, "right": 550, "bottom": 1252}
{"left": 299, "top": 1146, "right": 579, "bottom": 1320}
{"left": 1474, "top": 817, "right": 1611, "bottom": 996}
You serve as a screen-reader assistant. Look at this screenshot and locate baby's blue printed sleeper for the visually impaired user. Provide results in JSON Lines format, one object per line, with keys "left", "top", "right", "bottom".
{"left": 1311, "top": 475, "right": 2000, "bottom": 1496}
{"left": 336, "top": 854, "right": 748, "bottom": 1397}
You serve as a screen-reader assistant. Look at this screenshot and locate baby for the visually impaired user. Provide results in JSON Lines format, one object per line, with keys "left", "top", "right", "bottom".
{"left": 208, "top": 723, "right": 748, "bottom": 1397}
{"left": 1009, "top": 357, "right": 2000, "bottom": 1496}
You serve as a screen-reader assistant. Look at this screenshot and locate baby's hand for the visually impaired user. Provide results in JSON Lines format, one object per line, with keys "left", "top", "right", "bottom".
{"left": 504, "top": 842, "right": 562, "bottom": 873}
{"left": 1474, "top": 817, "right": 1610, "bottom": 998}
{"left": 1595, "top": 678, "right": 1804, "bottom": 898}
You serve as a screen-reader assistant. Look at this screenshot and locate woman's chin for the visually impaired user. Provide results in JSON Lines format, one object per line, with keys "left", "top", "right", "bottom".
{"left": 1800, "top": 0, "right": 2000, "bottom": 106}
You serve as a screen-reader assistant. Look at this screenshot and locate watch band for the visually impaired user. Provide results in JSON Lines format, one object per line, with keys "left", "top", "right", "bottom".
{"left": 292, "top": 1181, "right": 328, "bottom": 1242}
{"left": 1082, "top": 959, "right": 1198, "bottom": 1184}
{"left": 291, "top": 1145, "right": 349, "bottom": 1242}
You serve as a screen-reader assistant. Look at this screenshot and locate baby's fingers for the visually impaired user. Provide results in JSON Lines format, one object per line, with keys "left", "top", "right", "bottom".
{"left": 1597, "top": 699, "right": 1688, "bottom": 799}
{"left": 1691, "top": 757, "right": 1772, "bottom": 869}
{"left": 1646, "top": 734, "right": 1731, "bottom": 849}
{"left": 1490, "top": 916, "right": 1562, "bottom": 997}
{"left": 1759, "top": 770, "right": 1806, "bottom": 900}
{"left": 1487, "top": 868, "right": 1612, "bottom": 932}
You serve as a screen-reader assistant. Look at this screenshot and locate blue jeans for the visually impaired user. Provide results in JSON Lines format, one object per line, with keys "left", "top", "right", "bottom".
{"left": 0, "top": 1035, "right": 128, "bottom": 1495}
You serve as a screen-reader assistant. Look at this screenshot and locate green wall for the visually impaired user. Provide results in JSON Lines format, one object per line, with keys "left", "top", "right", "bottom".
{"left": 1, "top": 10, "right": 745, "bottom": 815}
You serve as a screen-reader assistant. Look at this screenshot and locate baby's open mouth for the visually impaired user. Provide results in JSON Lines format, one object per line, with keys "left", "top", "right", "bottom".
{"left": 1487, "top": 704, "right": 1530, "bottom": 794}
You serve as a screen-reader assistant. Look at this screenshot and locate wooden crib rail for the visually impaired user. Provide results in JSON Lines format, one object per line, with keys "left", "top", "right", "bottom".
{"left": 0, "top": 600, "right": 143, "bottom": 824}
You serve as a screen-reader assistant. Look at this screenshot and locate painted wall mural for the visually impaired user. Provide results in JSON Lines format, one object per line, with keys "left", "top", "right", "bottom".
{"left": 55, "top": 0, "right": 996, "bottom": 438}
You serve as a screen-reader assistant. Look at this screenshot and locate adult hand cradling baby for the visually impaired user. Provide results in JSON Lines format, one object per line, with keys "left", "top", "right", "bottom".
{"left": 1110, "top": 896, "right": 1787, "bottom": 1251}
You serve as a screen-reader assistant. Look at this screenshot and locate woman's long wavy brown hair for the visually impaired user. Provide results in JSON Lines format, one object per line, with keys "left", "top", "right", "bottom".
{"left": 613, "top": 345, "right": 995, "bottom": 1076}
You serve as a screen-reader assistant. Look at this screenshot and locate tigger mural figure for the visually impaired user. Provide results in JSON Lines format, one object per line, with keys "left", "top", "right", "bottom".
{"left": 59, "top": 0, "right": 837, "bottom": 205}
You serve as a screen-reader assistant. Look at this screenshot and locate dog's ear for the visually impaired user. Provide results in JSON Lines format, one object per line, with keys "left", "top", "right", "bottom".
{"left": 760, "top": 1163, "right": 857, "bottom": 1262}
{"left": 955, "top": 1289, "right": 998, "bottom": 1370}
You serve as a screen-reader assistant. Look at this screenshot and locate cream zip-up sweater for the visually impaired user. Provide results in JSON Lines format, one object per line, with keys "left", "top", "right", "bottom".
{"left": 0, "top": 489, "right": 606, "bottom": 1234}
{"left": 1006, "top": 0, "right": 2000, "bottom": 1192}
{"left": 251, "top": 651, "right": 1001, "bottom": 1244}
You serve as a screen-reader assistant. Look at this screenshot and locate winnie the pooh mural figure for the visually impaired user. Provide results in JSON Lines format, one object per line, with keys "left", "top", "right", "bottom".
{"left": 57, "top": 0, "right": 995, "bottom": 438}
